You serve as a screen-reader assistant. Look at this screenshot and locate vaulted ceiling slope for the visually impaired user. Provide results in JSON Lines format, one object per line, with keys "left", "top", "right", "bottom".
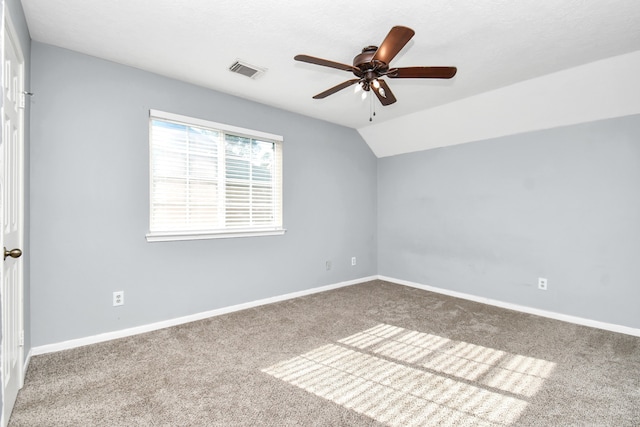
{"left": 21, "top": 0, "right": 640, "bottom": 157}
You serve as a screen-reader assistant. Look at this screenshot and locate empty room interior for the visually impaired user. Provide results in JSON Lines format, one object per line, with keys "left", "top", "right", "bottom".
{"left": 1, "top": 0, "right": 639, "bottom": 425}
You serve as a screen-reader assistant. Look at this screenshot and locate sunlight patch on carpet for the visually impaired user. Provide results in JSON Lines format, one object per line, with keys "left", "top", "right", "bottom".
{"left": 262, "top": 323, "right": 555, "bottom": 426}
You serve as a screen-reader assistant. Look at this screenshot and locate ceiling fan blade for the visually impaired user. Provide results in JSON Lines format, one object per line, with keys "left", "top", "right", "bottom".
{"left": 294, "top": 54, "right": 360, "bottom": 74}
{"left": 388, "top": 66, "right": 457, "bottom": 79}
{"left": 372, "top": 26, "right": 415, "bottom": 65}
{"left": 373, "top": 79, "right": 397, "bottom": 106}
{"left": 313, "top": 79, "right": 361, "bottom": 99}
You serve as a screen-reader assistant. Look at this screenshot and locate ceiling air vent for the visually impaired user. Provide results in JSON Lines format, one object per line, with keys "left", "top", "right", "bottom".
{"left": 229, "top": 60, "right": 265, "bottom": 79}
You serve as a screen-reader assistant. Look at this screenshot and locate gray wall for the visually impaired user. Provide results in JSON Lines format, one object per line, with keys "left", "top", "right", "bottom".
{"left": 28, "top": 40, "right": 640, "bottom": 349}
{"left": 30, "top": 42, "right": 377, "bottom": 347}
{"left": 379, "top": 114, "right": 640, "bottom": 329}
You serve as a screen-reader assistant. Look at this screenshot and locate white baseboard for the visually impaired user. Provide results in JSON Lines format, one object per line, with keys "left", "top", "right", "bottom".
{"left": 23, "top": 349, "right": 31, "bottom": 374}
{"left": 31, "top": 275, "right": 378, "bottom": 356}
{"left": 379, "top": 275, "right": 640, "bottom": 337}
{"left": 21, "top": 349, "right": 32, "bottom": 387}
{"left": 31, "top": 273, "right": 639, "bottom": 357}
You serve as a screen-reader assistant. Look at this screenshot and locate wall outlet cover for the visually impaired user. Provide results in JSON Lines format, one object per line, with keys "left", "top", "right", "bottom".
{"left": 113, "top": 291, "right": 124, "bottom": 306}
{"left": 538, "top": 278, "right": 548, "bottom": 290}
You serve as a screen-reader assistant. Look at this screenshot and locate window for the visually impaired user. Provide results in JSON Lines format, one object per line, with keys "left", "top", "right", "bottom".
{"left": 147, "top": 110, "right": 284, "bottom": 242}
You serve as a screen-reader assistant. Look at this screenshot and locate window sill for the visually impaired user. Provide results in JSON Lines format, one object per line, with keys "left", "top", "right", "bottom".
{"left": 146, "top": 228, "right": 286, "bottom": 242}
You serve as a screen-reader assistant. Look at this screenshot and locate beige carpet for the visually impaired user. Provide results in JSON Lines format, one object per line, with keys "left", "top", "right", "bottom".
{"left": 9, "top": 280, "right": 640, "bottom": 426}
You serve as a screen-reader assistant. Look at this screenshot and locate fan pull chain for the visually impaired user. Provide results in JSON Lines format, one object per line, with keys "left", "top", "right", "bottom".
{"left": 373, "top": 96, "right": 376, "bottom": 118}
{"left": 369, "top": 92, "right": 377, "bottom": 122}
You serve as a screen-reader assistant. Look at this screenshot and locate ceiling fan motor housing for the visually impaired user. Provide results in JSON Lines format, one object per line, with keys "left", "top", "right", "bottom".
{"left": 353, "top": 46, "right": 389, "bottom": 77}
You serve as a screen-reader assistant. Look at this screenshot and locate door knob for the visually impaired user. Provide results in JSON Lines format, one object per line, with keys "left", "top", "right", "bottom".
{"left": 3, "top": 247, "right": 22, "bottom": 260}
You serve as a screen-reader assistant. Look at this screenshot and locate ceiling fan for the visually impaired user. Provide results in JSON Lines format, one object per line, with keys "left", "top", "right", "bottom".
{"left": 294, "top": 26, "right": 457, "bottom": 107}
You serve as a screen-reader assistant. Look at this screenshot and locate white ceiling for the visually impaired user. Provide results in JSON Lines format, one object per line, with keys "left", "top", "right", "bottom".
{"left": 20, "top": 0, "right": 640, "bottom": 133}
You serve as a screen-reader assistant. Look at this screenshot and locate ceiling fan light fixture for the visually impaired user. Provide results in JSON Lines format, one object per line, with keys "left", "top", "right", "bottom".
{"left": 372, "top": 79, "right": 380, "bottom": 89}
{"left": 378, "top": 87, "right": 386, "bottom": 98}
{"left": 354, "top": 84, "right": 362, "bottom": 93}
{"left": 361, "top": 91, "right": 367, "bottom": 100}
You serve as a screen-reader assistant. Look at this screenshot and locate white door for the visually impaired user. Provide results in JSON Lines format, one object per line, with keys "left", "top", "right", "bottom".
{"left": 0, "top": 11, "right": 24, "bottom": 427}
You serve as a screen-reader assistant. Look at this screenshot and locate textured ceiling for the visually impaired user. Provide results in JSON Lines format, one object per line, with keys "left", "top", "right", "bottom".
{"left": 21, "top": 0, "right": 640, "bottom": 132}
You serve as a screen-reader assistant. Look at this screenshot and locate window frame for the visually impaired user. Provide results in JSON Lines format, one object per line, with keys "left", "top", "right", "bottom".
{"left": 146, "top": 110, "right": 285, "bottom": 242}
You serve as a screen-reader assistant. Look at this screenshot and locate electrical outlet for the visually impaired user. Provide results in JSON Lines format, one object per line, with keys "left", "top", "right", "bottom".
{"left": 538, "top": 278, "right": 548, "bottom": 291}
{"left": 325, "top": 261, "right": 332, "bottom": 271}
{"left": 113, "top": 291, "right": 124, "bottom": 306}
{"left": 351, "top": 257, "right": 357, "bottom": 266}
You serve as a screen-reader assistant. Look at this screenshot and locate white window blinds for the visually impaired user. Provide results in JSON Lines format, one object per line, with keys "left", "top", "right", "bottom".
{"left": 148, "top": 110, "right": 283, "bottom": 241}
